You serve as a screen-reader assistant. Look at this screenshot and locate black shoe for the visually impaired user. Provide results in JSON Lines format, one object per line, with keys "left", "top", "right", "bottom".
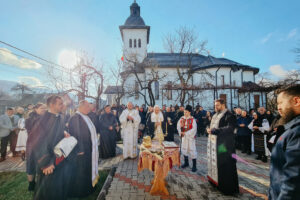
{"left": 256, "top": 155, "right": 261, "bottom": 160}
{"left": 247, "top": 151, "right": 251, "bottom": 155}
{"left": 28, "top": 181, "right": 35, "bottom": 191}
{"left": 262, "top": 156, "right": 267, "bottom": 163}
{"left": 241, "top": 150, "right": 246, "bottom": 153}
{"left": 192, "top": 159, "right": 197, "bottom": 172}
{"left": 181, "top": 156, "right": 189, "bottom": 168}
{"left": 21, "top": 153, "right": 25, "bottom": 161}
{"left": 0, "top": 157, "right": 5, "bottom": 162}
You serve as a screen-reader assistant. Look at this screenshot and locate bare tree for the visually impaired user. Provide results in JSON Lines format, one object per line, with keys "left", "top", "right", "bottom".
{"left": 110, "top": 60, "right": 127, "bottom": 107}
{"left": 164, "top": 26, "right": 209, "bottom": 105}
{"left": 256, "top": 70, "right": 300, "bottom": 112}
{"left": 293, "top": 40, "right": 300, "bottom": 63}
{"left": 45, "top": 53, "right": 105, "bottom": 109}
{"left": 122, "top": 53, "right": 167, "bottom": 106}
{"left": 11, "top": 83, "right": 32, "bottom": 97}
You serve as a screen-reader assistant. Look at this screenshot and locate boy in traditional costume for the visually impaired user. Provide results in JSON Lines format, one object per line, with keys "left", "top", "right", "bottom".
{"left": 177, "top": 105, "right": 197, "bottom": 172}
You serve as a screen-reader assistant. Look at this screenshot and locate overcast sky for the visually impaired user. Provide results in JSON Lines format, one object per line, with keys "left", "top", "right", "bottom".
{"left": 0, "top": 0, "right": 299, "bottom": 88}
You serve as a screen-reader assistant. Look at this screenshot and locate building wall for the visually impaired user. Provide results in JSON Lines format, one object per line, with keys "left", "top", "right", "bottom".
{"left": 121, "top": 65, "right": 265, "bottom": 111}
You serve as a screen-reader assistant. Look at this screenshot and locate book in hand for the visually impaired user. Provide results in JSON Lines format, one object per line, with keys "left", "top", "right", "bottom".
{"left": 162, "top": 141, "right": 179, "bottom": 149}
{"left": 54, "top": 136, "right": 78, "bottom": 158}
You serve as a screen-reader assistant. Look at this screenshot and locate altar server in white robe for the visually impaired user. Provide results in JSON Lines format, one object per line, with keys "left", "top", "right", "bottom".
{"left": 119, "top": 102, "right": 141, "bottom": 159}
{"left": 177, "top": 105, "right": 197, "bottom": 172}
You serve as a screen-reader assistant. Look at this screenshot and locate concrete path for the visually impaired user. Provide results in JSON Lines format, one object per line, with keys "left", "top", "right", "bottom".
{"left": 0, "top": 138, "right": 270, "bottom": 200}
{"left": 105, "top": 136, "right": 270, "bottom": 200}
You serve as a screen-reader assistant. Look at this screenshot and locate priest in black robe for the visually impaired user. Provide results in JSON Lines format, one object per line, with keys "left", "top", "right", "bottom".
{"left": 207, "top": 99, "right": 239, "bottom": 195}
{"left": 32, "top": 95, "right": 72, "bottom": 200}
{"left": 68, "top": 100, "right": 99, "bottom": 198}
{"left": 88, "top": 103, "right": 100, "bottom": 134}
{"left": 98, "top": 105, "right": 118, "bottom": 159}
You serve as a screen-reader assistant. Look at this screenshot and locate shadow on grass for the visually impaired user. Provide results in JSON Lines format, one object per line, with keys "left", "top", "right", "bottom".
{"left": 0, "top": 170, "right": 109, "bottom": 200}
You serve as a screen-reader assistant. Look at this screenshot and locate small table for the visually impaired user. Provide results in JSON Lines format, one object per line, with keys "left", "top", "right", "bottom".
{"left": 137, "top": 142, "right": 180, "bottom": 196}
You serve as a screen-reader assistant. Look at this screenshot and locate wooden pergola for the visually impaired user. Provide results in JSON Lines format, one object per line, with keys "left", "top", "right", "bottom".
{"left": 160, "top": 82, "right": 276, "bottom": 110}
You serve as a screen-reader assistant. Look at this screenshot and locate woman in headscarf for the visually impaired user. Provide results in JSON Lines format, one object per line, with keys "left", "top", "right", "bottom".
{"left": 15, "top": 107, "right": 27, "bottom": 160}
{"left": 248, "top": 112, "right": 270, "bottom": 162}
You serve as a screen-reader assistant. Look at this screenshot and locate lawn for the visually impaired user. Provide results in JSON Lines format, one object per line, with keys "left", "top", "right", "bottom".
{"left": 0, "top": 170, "right": 109, "bottom": 200}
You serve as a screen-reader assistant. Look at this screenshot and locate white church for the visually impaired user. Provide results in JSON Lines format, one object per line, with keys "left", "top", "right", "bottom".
{"left": 105, "top": 1, "right": 267, "bottom": 111}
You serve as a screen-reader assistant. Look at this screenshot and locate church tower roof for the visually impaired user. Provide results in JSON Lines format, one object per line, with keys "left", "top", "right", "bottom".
{"left": 119, "top": 1, "right": 150, "bottom": 44}
{"left": 124, "top": 1, "right": 145, "bottom": 26}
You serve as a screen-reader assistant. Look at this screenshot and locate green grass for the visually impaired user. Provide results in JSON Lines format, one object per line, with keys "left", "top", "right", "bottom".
{"left": 0, "top": 171, "right": 109, "bottom": 200}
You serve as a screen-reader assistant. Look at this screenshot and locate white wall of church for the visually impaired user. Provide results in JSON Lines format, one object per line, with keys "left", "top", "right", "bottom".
{"left": 122, "top": 66, "right": 259, "bottom": 109}
{"left": 121, "top": 65, "right": 265, "bottom": 112}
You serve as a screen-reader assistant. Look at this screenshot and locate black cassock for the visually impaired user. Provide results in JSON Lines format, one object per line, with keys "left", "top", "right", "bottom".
{"left": 88, "top": 111, "right": 100, "bottom": 133}
{"left": 209, "top": 110, "right": 239, "bottom": 195}
{"left": 164, "top": 112, "right": 175, "bottom": 141}
{"left": 98, "top": 113, "right": 117, "bottom": 159}
{"left": 68, "top": 113, "right": 94, "bottom": 198}
{"left": 32, "top": 111, "right": 72, "bottom": 200}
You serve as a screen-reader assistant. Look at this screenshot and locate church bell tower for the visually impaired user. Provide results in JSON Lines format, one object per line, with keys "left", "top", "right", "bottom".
{"left": 119, "top": 1, "right": 150, "bottom": 69}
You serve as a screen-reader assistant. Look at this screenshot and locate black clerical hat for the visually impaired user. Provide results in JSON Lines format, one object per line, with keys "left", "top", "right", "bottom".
{"left": 185, "top": 105, "right": 192, "bottom": 113}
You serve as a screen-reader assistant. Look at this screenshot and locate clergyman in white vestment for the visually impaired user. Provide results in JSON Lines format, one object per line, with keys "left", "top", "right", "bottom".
{"left": 119, "top": 102, "right": 141, "bottom": 159}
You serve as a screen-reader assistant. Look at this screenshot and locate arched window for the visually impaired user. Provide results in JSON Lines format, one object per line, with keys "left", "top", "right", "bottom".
{"left": 129, "top": 39, "right": 132, "bottom": 48}
{"left": 134, "top": 39, "right": 137, "bottom": 48}
{"left": 167, "top": 81, "right": 172, "bottom": 100}
{"left": 135, "top": 81, "right": 139, "bottom": 99}
{"left": 155, "top": 81, "right": 159, "bottom": 100}
{"left": 138, "top": 39, "right": 141, "bottom": 48}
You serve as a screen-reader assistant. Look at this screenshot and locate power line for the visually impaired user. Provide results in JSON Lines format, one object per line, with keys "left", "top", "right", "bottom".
{"left": 0, "top": 40, "right": 101, "bottom": 83}
{"left": 0, "top": 40, "right": 71, "bottom": 72}
{"left": 0, "top": 46, "right": 80, "bottom": 76}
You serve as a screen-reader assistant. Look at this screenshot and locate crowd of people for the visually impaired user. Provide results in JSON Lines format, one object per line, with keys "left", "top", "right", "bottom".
{"left": 0, "top": 84, "right": 299, "bottom": 199}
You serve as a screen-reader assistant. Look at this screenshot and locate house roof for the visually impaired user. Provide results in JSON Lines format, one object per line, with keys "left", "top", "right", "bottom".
{"left": 104, "top": 86, "right": 123, "bottom": 95}
{"left": 143, "top": 53, "right": 259, "bottom": 74}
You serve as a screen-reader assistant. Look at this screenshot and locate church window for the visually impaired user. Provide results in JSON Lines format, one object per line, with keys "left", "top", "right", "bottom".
{"left": 129, "top": 39, "right": 132, "bottom": 48}
{"left": 234, "top": 89, "right": 237, "bottom": 98}
{"left": 221, "top": 75, "right": 225, "bottom": 86}
{"left": 167, "top": 81, "right": 172, "bottom": 100}
{"left": 220, "top": 94, "right": 227, "bottom": 105}
{"left": 254, "top": 95, "right": 260, "bottom": 109}
{"left": 138, "top": 39, "right": 141, "bottom": 48}
{"left": 135, "top": 81, "right": 139, "bottom": 99}
{"left": 134, "top": 39, "right": 137, "bottom": 48}
{"left": 155, "top": 81, "right": 159, "bottom": 100}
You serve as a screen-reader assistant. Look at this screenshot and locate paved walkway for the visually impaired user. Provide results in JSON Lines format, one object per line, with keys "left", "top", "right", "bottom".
{"left": 105, "top": 136, "right": 270, "bottom": 200}
{"left": 0, "top": 138, "right": 270, "bottom": 200}
{"left": 0, "top": 144, "right": 125, "bottom": 173}
{"left": 0, "top": 151, "right": 26, "bottom": 172}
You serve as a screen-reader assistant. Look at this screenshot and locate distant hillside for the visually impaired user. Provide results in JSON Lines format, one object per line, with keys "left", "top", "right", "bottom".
{"left": 0, "top": 80, "right": 18, "bottom": 93}
{"left": 0, "top": 80, "right": 53, "bottom": 95}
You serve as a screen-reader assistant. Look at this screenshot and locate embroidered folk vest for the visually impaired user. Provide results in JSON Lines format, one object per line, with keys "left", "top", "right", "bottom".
{"left": 181, "top": 117, "right": 194, "bottom": 132}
